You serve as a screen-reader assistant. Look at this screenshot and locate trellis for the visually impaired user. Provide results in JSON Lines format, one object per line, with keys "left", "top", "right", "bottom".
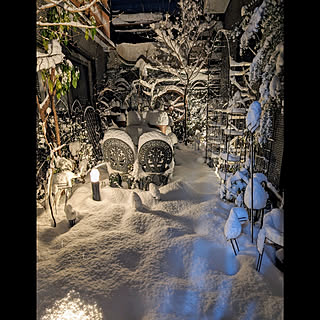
{"left": 84, "top": 106, "right": 103, "bottom": 161}
{"left": 205, "top": 29, "right": 250, "bottom": 183}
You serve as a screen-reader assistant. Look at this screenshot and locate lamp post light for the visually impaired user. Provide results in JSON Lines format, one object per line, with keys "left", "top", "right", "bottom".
{"left": 90, "top": 168, "right": 101, "bottom": 201}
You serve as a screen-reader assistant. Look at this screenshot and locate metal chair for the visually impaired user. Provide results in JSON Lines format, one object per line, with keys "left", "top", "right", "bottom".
{"left": 137, "top": 131, "right": 173, "bottom": 190}
{"left": 101, "top": 129, "right": 137, "bottom": 188}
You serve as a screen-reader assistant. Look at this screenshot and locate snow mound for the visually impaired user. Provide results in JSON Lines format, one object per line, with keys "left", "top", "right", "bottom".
{"left": 37, "top": 145, "right": 283, "bottom": 320}
{"left": 160, "top": 179, "right": 202, "bottom": 201}
{"left": 244, "top": 178, "right": 268, "bottom": 209}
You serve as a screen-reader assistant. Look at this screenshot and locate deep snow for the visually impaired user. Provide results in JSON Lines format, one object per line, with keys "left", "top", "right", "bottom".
{"left": 37, "top": 144, "right": 283, "bottom": 320}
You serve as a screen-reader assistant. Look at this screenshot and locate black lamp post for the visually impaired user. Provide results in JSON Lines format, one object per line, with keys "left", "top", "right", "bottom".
{"left": 90, "top": 168, "right": 101, "bottom": 201}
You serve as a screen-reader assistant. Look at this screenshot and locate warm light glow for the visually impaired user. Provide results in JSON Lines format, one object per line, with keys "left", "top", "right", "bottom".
{"left": 41, "top": 290, "right": 103, "bottom": 320}
{"left": 90, "top": 168, "right": 100, "bottom": 183}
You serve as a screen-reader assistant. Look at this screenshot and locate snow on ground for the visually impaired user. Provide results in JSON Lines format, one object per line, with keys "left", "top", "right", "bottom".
{"left": 37, "top": 144, "right": 283, "bottom": 320}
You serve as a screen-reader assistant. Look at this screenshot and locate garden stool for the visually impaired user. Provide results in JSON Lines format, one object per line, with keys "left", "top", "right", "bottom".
{"left": 224, "top": 207, "right": 249, "bottom": 255}
{"left": 256, "top": 208, "right": 284, "bottom": 272}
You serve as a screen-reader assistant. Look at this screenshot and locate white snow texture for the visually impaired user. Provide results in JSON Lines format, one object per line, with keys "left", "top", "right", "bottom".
{"left": 37, "top": 144, "right": 283, "bottom": 320}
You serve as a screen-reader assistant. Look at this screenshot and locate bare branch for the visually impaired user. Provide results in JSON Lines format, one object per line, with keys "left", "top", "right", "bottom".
{"left": 37, "top": 21, "right": 99, "bottom": 29}
{"left": 38, "top": 0, "right": 99, "bottom": 13}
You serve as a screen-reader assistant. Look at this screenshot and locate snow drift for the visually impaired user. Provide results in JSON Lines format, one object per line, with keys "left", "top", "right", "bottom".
{"left": 37, "top": 144, "right": 283, "bottom": 320}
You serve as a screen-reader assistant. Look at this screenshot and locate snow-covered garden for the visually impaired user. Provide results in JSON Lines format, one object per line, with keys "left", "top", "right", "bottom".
{"left": 37, "top": 144, "right": 283, "bottom": 319}
{"left": 36, "top": 0, "right": 284, "bottom": 319}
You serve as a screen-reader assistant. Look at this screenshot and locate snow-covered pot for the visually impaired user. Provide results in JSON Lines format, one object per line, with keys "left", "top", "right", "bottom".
{"left": 224, "top": 209, "right": 242, "bottom": 240}
{"left": 244, "top": 178, "right": 268, "bottom": 209}
{"left": 130, "top": 191, "right": 143, "bottom": 210}
{"left": 253, "top": 172, "right": 268, "bottom": 184}
{"left": 224, "top": 207, "right": 248, "bottom": 240}
{"left": 148, "top": 111, "right": 169, "bottom": 126}
{"left": 246, "top": 101, "right": 261, "bottom": 133}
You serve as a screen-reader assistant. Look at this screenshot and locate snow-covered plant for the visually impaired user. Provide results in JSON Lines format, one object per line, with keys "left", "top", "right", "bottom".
{"left": 240, "top": 0, "right": 284, "bottom": 98}
{"left": 149, "top": 0, "right": 220, "bottom": 143}
{"left": 37, "top": 0, "right": 98, "bottom": 49}
{"left": 234, "top": 0, "right": 284, "bottom": 145}
{"left": 36, "top": 1, "right": 100, "bottom": 203}
{"left": 257, "top": 103, "right": 273, "bottom": 145}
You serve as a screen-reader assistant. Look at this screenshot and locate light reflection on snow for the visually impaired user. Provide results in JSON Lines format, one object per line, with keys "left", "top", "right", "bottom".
{"left": 41, "top": 290, "right": 102, "bottom": 320}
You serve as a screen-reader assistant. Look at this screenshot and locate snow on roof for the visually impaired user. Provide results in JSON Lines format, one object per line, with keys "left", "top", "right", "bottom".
{"left": 116, "top": 42, "right": 156, "bottom": 62}
{"left": 204, "top": 0, "right": 231, "bottom": 14}
{"left": 112, "top": 13, "right": 163, "bottom": 26}
{"left": 36, "top": 40, "right": 65, "bottom": 72}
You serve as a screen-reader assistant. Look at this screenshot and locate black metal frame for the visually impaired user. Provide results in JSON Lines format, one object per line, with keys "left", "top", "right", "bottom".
{"left": 256, "top": 237, "right": 283, "bottom": 272}
{"left": 229, "top": 238, "right": 240, "bottom": 256}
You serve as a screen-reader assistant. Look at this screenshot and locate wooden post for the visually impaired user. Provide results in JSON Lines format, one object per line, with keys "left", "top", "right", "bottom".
{"left": 49, "top": 68, "right": 62, "bottom": 156}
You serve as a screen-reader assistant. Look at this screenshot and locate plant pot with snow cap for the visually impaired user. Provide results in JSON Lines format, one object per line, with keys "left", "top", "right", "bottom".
{"left": 244, "top": 177, "right": 268, "bottom": 225}
{"left": 147, "top": 110, "right": 169, "bottom": 134}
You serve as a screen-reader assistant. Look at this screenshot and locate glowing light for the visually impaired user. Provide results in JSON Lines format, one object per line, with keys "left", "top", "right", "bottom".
{"left": 90, "top": 168, "right": 100, "bottom": 183}
{"left": 41, "top": 290, "right": 103, "bottom": 320}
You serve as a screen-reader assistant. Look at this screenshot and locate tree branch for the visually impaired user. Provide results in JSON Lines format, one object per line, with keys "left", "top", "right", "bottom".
{"left": 38, "top": 0, "right": 99, "bottom": 13}
{"left": 37, "top": 21, "right": 99, "bottom": 28}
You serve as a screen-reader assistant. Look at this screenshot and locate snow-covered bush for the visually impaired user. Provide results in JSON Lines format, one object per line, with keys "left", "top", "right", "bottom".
{"left": 148, "top": 0, "right": 220, "bottom": 142}
{"left": 36, "top": 111, "right": 95, "bottom": 201}
{"left": 231, "top": 0, "right": 284, "bottom": 147}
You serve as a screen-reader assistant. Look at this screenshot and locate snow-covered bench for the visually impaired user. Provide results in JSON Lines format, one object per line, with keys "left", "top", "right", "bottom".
{"left": 137, "top": 131, "right": 174, "bottom": 190}
{"left": 101, "top": 129, "right": 137, "bottom": 188}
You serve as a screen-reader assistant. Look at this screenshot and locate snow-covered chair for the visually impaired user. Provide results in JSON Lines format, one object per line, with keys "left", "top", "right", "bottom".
{"left": 256, "top": 208, "right": 284, "bottom": 272}
{"left": 101, "top": 129, "right": 137, "bottom": 188}
{"left": 224, "top": 207, "right": 249, "bottom": 255}
{"left": 137, "top": 130, "right": 174, "bottom": 190}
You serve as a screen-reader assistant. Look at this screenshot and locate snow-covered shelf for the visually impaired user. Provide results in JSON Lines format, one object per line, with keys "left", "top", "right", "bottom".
{"left": 214, "top": 108, "right": 228, "bottom": 113}
{"left": 207, "top": 138, "right": 224, "bottom": 146}
{"left": 225, "top": 107, "right": 247, "bottom": 115}
{"left": 224, "top": 128, "right": 244, "bottom": 136}
{"left": 207, "top": 121, "right": 223, "bottom": 127}
{"left": 228, "top": 114, "right": 246, "bottom": 120}
{"left": 219, "top": 152, "right": 240, "bottom": 162}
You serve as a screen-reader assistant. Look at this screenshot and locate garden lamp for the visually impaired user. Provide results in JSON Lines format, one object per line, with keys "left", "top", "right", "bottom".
{"left": 90, "top": 168, "right": 101, "bottom": 201}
